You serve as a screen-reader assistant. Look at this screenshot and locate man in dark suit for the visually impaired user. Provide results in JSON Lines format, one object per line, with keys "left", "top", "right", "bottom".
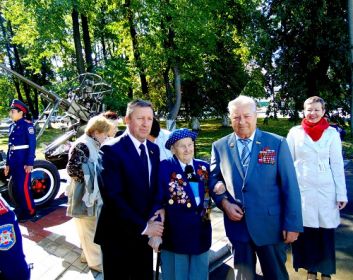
{"left": 94, "top": 99, "right": 164, "bottom": 280}
{"left": 210, "top": 95, "right": 303, "bottom": 280}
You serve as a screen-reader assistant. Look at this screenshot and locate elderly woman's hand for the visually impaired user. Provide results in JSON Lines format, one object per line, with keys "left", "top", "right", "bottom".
{"left": 148, "top": 236, "right": 162, "bottom": 253}
{"left": 154, "top": 208, "right": 165, "bottom": 223}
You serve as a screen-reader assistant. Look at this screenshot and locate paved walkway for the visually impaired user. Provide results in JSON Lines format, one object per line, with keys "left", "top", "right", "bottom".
{"left": 18, "top": 161, "right": 353, "bottom": 279}
{"left": 19, "top": 205, "right": 230, "bottom": 280}
{"left": 210, "top": 160, "right": 353, "bottom": 280}
{"left": 18, "top": 170, "right": 231, "bottom": 279}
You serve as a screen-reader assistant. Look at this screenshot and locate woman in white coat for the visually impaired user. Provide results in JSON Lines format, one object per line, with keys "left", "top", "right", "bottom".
{"left": 287, "top": 96, "right": 348, "bottom": 280}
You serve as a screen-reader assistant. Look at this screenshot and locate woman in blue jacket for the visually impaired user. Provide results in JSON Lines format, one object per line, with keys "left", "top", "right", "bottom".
{"left": 151, "top": 128, "right": 212, "bottom": 280}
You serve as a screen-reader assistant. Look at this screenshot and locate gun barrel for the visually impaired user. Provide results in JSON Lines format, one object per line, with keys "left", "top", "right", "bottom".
{"left": 0, "top": 64, "right": 71, "bottom": 109}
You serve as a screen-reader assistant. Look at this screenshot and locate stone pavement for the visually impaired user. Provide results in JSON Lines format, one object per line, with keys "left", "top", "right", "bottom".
{"left": 19, "top": 206, "right": 230, "bottom": 280}
{"left": 210, "top": 160, "right": 353, "bottom": 280}
{"left": 17, "top": 170, "right": 231, "bottom": 280}
{"left": 17, "top": 160, "right": 353, "bottom": 280}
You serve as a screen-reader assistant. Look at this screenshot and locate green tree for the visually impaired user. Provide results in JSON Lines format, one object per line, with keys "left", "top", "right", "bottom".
{"left": 245, "top": 0, "right": 351, "bottom": 119}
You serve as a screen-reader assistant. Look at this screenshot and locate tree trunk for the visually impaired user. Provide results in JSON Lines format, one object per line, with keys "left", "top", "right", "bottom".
{"left": 221, "top": 114, "right": 230, "bottom": 127}
{"left": 8, "top": 23, "right": 36, "bottom": 115}
{"left": 99, "top": 9, "right": 107, "bottom": 61}
{"left": 81, "top": 14, "right": 93, "bottom": 72}
{"left": 348, "top": 0, "right": 353, "bottom": 137}
{"left": 101, "top": 35, "right": 107, "bottom": 61}
{"left": 4, "top": 21, "right": 23, "bottom": 100}
{"left": 166, "top": 65, "right": 181, "bottom": 130}
{"left": 72, "top": 7, "right": 85, "bottom": 74}
{"left": 191, "top": 117, "right": 201, "bottom": 131}
{"left": 0, "top": 15, "right": 20, "bottom": 101}
{"left": 125, "top": 0, "right": 148, "bottom": 95}
{"left": 162, "top": 0, "right": 181, "bottom": 129}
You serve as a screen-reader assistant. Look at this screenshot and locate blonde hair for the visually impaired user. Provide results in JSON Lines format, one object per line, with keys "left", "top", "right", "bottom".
{"left": 85, "top": 115, "right": 113, "bottom": 137}
{"left": 303, "top": 96, "right": 325, "bottom": 110}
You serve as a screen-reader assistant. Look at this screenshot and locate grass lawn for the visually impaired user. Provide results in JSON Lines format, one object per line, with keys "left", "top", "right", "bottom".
{"left": 194, "top": 118, "right": 353, "bottom": 161}
{"left": 0, "top": 127, "right": 64, "bottom": 160}
{"left": 0, "top": 118, "right": 351, "bottom": 163}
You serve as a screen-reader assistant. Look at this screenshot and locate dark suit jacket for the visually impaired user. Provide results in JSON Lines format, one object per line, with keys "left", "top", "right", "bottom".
{"left": 94, "top": 133, "right": 160, "bottom": 247}
{"left": 154, "top": 156, "right": 212, "bottom": 255}
{"left": 210, "top": 129, "right": 303, "bottom": 246}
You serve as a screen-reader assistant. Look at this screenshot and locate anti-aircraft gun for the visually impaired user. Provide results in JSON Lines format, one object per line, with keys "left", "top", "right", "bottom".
{"left": 0, "top": 64, "right": 112, "bottom": 207}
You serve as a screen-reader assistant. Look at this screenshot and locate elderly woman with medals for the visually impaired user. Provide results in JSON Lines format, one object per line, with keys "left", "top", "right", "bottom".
{"left": 150, "top": 128, "right": 212, "bottom": 280}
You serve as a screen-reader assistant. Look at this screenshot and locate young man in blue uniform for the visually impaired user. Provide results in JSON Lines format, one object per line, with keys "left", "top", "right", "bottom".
{"left": 4, "top": 99, "right": 36, "bottom": 222}
{"left": 0, "top": 194, "right": 31, "bottom": 280}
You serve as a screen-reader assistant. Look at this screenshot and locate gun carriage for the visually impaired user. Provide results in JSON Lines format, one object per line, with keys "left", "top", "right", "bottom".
{"left": 0, "top": 64, "right": 112, "bottom": 207}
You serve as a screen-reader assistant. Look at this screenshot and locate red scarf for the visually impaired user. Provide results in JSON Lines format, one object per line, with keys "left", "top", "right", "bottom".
{"left": 301, "top": 117, "right": 329, "bottom": 141}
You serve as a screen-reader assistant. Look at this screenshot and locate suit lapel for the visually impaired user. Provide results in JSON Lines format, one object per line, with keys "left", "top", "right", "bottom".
{"left": 228, "top": 134, "right": 244, "bottom": 179}
{"left": 123, "top": 135, "right": 150, "bottom": 183}
{"left": 303, "top": 132, "right": 320, "bottom": 153}
{"left": 147, "top": 140, "right": 158, "bottom": 172}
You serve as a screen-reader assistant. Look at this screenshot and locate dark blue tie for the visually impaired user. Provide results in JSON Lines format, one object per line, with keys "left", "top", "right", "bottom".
{"left": 139, "top": 144, "right": 149, "bottom": 183}
{"left": 239, "top": 138, "right": 251, "bottom": 172}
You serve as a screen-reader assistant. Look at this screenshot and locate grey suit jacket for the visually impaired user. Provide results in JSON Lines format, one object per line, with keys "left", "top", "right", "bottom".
{"left": 210, "top": 128, "right": 303, "bottom": 246}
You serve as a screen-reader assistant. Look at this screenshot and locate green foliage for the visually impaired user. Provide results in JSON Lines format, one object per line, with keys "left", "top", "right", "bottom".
{"left": 0, "top": 78, "right": 16, "bottom": 116}
{"left": 245, "top": 0, "right": 351, "bottom": 119}
{"left": 0, "top": 0, "right": 350, "bottom": 127}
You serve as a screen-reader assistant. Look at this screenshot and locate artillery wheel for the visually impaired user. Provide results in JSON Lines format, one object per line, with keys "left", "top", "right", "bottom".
{"left": 8, "top": 160, "right": 61, "bottom": 208}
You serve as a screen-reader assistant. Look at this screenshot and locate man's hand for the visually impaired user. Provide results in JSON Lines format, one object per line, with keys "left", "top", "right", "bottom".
{"left": 24, "top": 165, "right": 33, "bottom": 173}
{"left": 222, "top": 199, "right": 244, "bottom": 221}
{"left": 337, "top": 201, "right": 347, "bottom": 210}
{"left": 144, "top": 214, "right": 164, "bottom": 237}
{"left": 283, "top": 231, "right": 299, "bottom": 244}
{"left": 4, "top": 166, "right": 9, "bottom": 176}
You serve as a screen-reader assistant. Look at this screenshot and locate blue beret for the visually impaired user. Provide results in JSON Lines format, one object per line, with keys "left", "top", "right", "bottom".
{"left": 10, "top": 99, "right": 28, "bottom": 114}
{"left": 165, "top": 128, "right": 197, "bottom": 150}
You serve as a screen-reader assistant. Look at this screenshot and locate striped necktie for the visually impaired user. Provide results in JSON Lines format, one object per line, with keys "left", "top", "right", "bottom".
{"left": 239, "top": 138, "right": 251, "bottom": 172}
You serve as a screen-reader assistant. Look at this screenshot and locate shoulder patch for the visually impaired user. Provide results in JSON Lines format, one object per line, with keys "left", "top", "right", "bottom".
{"left": 0, "top": 224, "right": 16, "bottom": 251}
{"left": 28, "top": 127, "right": 35, "bottom": 134}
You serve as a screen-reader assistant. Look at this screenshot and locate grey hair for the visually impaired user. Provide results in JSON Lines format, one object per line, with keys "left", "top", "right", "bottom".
{"left": 125, "top": 99, "right": 153, "bottom": 117}
{"left": 228, "top": 95, "right": 257, "bottom": 114}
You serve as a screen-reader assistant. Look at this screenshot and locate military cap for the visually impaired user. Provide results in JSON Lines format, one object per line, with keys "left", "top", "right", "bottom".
{"left": 165, "top": 128, "right": 197, "bottom": 150}
{"left": 10, "top": 99, "right": 28, "bottom": 114}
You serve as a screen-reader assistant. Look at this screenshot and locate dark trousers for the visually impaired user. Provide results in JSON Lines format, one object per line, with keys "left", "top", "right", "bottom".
{"left": 101, "top": 237, "right": 153, "bottom": 280}
{"left": 11, "top": 165, "right": 35, "bottom": 217}
{"left": 233, "top": 240, "right": 289, "bottom": 280}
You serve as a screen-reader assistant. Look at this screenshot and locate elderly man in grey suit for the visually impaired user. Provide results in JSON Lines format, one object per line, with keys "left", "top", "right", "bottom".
{"left": 210, "top": 95, "right": 303, "bottom": 280}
